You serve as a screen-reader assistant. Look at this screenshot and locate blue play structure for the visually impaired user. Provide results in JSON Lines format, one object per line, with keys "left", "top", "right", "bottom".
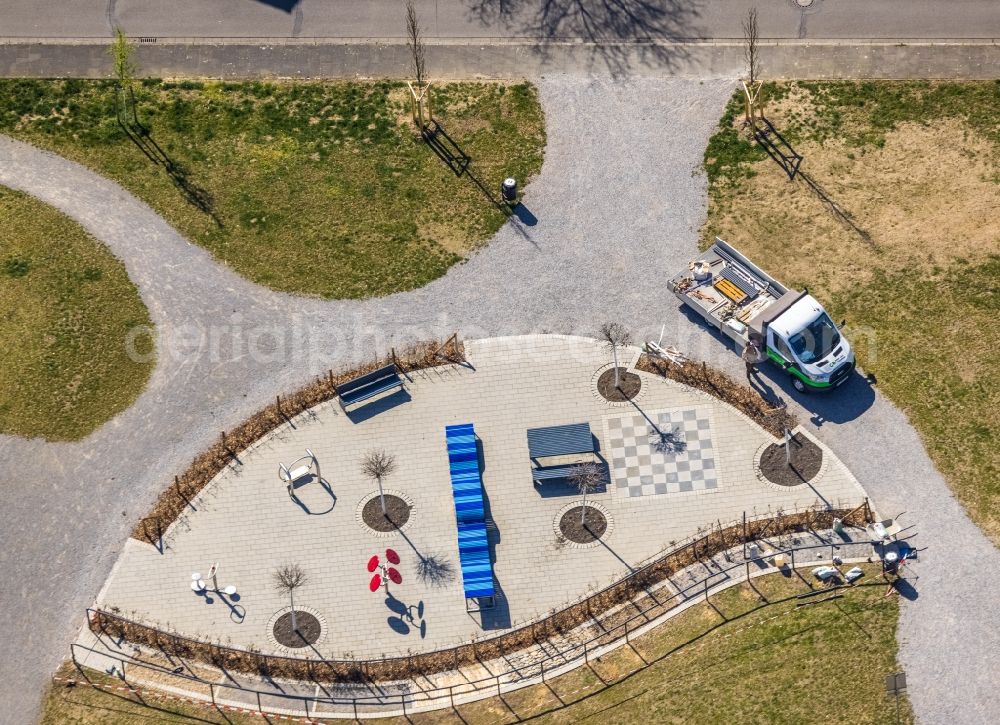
{"left": 445, "top": 423, "right": 496, "bottom": 609}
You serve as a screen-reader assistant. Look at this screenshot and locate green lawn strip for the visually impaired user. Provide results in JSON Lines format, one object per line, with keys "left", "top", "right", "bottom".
{"left": 0, "top": 185, "right": 153, "bottom": 440}
{"left": 42, "top": 664, "right": 259, "bottom": 724}
{"left": 520, "top": 570, "right": 909, "bottom": 725}
{"left": 0, "top": 79, "right": 545, "bottom": 299}
{"left": 46, "top": 569, "right": 908, "bottom": 724}
{"left": 829, "top": 259, "right": 1000, "bottom": 536}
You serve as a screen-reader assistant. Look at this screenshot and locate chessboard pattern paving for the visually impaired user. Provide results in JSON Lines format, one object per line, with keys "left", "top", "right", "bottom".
{"left": 604, "top": 406, "right": 718, "bottom": 498}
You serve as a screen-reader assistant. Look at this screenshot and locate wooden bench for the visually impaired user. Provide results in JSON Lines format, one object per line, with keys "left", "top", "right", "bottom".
{"left": 527, "top": 422, "right": 595, "bottom": 485}
{"left": 335, "top": 364, "right": 404, "bottom": 411}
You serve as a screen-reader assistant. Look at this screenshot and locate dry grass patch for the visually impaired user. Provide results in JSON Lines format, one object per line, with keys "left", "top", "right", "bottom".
{"left": 702, "top": 80, "right": 1000, "bottom": 542}
{"left": 0, "top": 185, "right": 153, "bottom": 440}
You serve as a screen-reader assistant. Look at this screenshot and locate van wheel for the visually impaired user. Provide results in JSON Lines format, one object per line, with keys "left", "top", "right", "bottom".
{"left": 791, "top": 376, "right": 808, "bottom": 393}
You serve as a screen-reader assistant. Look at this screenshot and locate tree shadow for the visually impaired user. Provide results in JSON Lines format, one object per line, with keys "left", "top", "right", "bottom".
{"left": 465, "top": 0, "right": 703, "bottom": 77}
{"left": 116, "top": 85, "right": 223, "bottom": 226}
{"left": 421, "top": 118, "right": 538, "bottom": 245}
{"left": 627, "top": 397, "right": 686, "bottom": 456}
{"left": 796, "top": 170, "right": 873, "bottom": 246}
{"left": 416, "top": 554, "right": 456, "bottom": 587}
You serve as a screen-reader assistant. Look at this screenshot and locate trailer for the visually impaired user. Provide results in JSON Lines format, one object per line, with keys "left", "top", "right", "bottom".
{"left": 669, "top": 239, "right": 854, "bottom": 392}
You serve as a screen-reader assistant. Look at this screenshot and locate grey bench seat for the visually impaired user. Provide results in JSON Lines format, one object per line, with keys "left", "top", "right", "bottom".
{"left": 531, "top": 466, "right": 577, "bottom": 483}
{"left": 335, "top": 364, "right": 403, "bottom": 411}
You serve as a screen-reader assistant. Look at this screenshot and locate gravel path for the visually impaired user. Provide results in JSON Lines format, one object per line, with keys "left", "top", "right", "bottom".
{"left": 0, "top": 77, "right": 997, "bottom": 724}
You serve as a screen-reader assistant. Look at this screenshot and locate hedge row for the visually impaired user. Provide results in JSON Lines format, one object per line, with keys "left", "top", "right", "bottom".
{"left": 636, "top": 352, "right": 796, "bottom": 437}
{"left": 131, "top": 337, "right": 464, "bottom": 541}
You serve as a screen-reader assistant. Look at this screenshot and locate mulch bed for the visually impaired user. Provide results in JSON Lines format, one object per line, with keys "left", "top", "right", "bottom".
{"left": 760, "top": 433, "right": 823, "bottom": 486}
{"left": 273, "top": 611, "right": 321, "bottom": 648}
{"left": 362, "top": 494, "right": 411, "bottom": 532}
{"left": 598, "top": 368, "right": 641, "bottom": 402}
{"left": 560, "top": 506, "right": 608, "bottom": 543}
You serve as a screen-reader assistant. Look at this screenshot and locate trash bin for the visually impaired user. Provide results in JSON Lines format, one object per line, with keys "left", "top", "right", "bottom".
{"left": 501, "top": 177, "right": 518, "bottom": 204}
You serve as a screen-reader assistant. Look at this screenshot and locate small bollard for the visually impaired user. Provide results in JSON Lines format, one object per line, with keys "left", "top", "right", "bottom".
{"left": 501, "top": 177, "right": 518, "bottom": 205}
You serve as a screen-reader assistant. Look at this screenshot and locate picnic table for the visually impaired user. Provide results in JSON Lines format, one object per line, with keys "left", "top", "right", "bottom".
{"left": 527, "top": 422, "right": 595, "bottom": 484}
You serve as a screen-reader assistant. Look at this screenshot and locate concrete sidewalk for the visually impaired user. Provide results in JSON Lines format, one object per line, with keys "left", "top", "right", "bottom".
{"left": 2, "top": 37, "right": 998, "bottom": 79}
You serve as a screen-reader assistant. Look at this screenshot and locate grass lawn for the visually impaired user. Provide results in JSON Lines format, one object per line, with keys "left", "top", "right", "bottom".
{"left": 44, "top": 567, "right": 909, "bottom": 724}
{"left": 0, "top": 79, "right": 545, "bottom": 299}
{"left": 702, "top": 81, "right": 1000, "bottom": 543}
{"left": 0, "top": 185, "right": 153, "bottom": 440}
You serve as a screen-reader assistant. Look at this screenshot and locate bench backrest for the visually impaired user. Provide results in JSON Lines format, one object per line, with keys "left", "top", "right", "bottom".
{"left": 337, "top": 364, "right": 399, "bottom": 395}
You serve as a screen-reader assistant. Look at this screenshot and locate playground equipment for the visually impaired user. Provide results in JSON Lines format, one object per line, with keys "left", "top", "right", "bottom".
{"left": 278, "top": 449, "right": 318, "bottom": 494}
{"left": 367, "top": 549, "right": 402, "bottom": 592}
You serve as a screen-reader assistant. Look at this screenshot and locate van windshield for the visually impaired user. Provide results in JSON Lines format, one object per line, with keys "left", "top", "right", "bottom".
{"left": 788, "top": 313, "right": 840, "bottom": 364}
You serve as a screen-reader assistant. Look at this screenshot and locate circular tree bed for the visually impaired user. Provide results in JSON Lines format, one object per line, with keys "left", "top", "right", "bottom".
{"left": 598, "top": 368, "right": 641, "bottom": 402}
{"left": 560, "top": 506, "right": 608, "bottom": 544}
{"left": 273, "top": 611, "right": 322, "bottom": 648}
{"left": 362, "top": 494, "right": 412, "bottom": 532}
{"left": 760, "top": 433, "right": 823, "bottom": 486}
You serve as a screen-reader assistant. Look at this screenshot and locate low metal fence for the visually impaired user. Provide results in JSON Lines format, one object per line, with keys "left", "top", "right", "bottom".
{"left": 77, "top": 500, "right": 874, "bottom": 719}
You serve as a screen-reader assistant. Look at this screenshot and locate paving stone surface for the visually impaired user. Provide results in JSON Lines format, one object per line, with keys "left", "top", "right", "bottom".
{"left": 96, "top": 336, "right": 866, "bottom": 659}
{"left": 605, "top": 405, "right": 719, "bottom": 497}
{"left": 76, "top": 524, "right": 881, "bottom": 719}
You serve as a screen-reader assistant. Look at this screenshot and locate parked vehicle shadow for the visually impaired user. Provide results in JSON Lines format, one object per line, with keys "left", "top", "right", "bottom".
{"left": 253, "top": 0, "right": 299, "bottom": 11}
{"left": 758, "top": 367, "right": 877, "bottom": 427}
{"left": 675, "top": 302, "right": 876, "bottom": 424}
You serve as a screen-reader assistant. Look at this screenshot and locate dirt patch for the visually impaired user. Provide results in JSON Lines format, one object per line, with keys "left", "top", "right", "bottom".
{"left": 273, "top": 611, "right": 321, "bottom": 648}
{"left": 598, "top": 368, "right": 641, "bottom": 402}
{"left": 759, "top": 433, "right": 823, "bottom": 486}
{"left": 559, "top": 506, "right": 608, "bottom": 543}
{"left": 362, "top": 494, "right": 411, "bottom": 532}
{"left": 704, "top": 119, "right": 1000, "bottom": 301}
{"left": 419, "top": 218, "right": 471, "bottom": 256}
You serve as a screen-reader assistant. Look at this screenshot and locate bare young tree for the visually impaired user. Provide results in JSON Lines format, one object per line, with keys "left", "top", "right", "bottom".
{"left": 743, "top": 7, "right": 760, "bottom": 87}
{"left": 569, "top": 462, "right": 605, "bottom": 526}
{"left": 405, "top": 1, "right": 426, "bottom": 86}
{"left": 600, "top": 322, "right": 633, "bottom": 389}
{"left": 362, "top": 449, "right": 397, "bottom": 516}
{"left": 272, "top": 564, "right": 308, "bottom": 632}
{"left": 109, "top": 27, "right": 137, "bottom": 90}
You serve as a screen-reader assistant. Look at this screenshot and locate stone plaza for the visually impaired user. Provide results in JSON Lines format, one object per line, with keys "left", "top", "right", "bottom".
{"left": 95, "top": 335, "right": 868, "bottom": 660}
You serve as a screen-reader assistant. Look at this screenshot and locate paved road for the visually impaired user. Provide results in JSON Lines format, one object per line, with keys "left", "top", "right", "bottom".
{"left": 1, "top": 77, "right": 998, "bottom": 725}
{"left": 3, "top": 0, "right": 999, "bottom": 39}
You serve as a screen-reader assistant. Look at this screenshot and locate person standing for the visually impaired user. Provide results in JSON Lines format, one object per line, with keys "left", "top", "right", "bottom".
{"left": 742, "top": 338, "right": 765, "bottom": 379}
